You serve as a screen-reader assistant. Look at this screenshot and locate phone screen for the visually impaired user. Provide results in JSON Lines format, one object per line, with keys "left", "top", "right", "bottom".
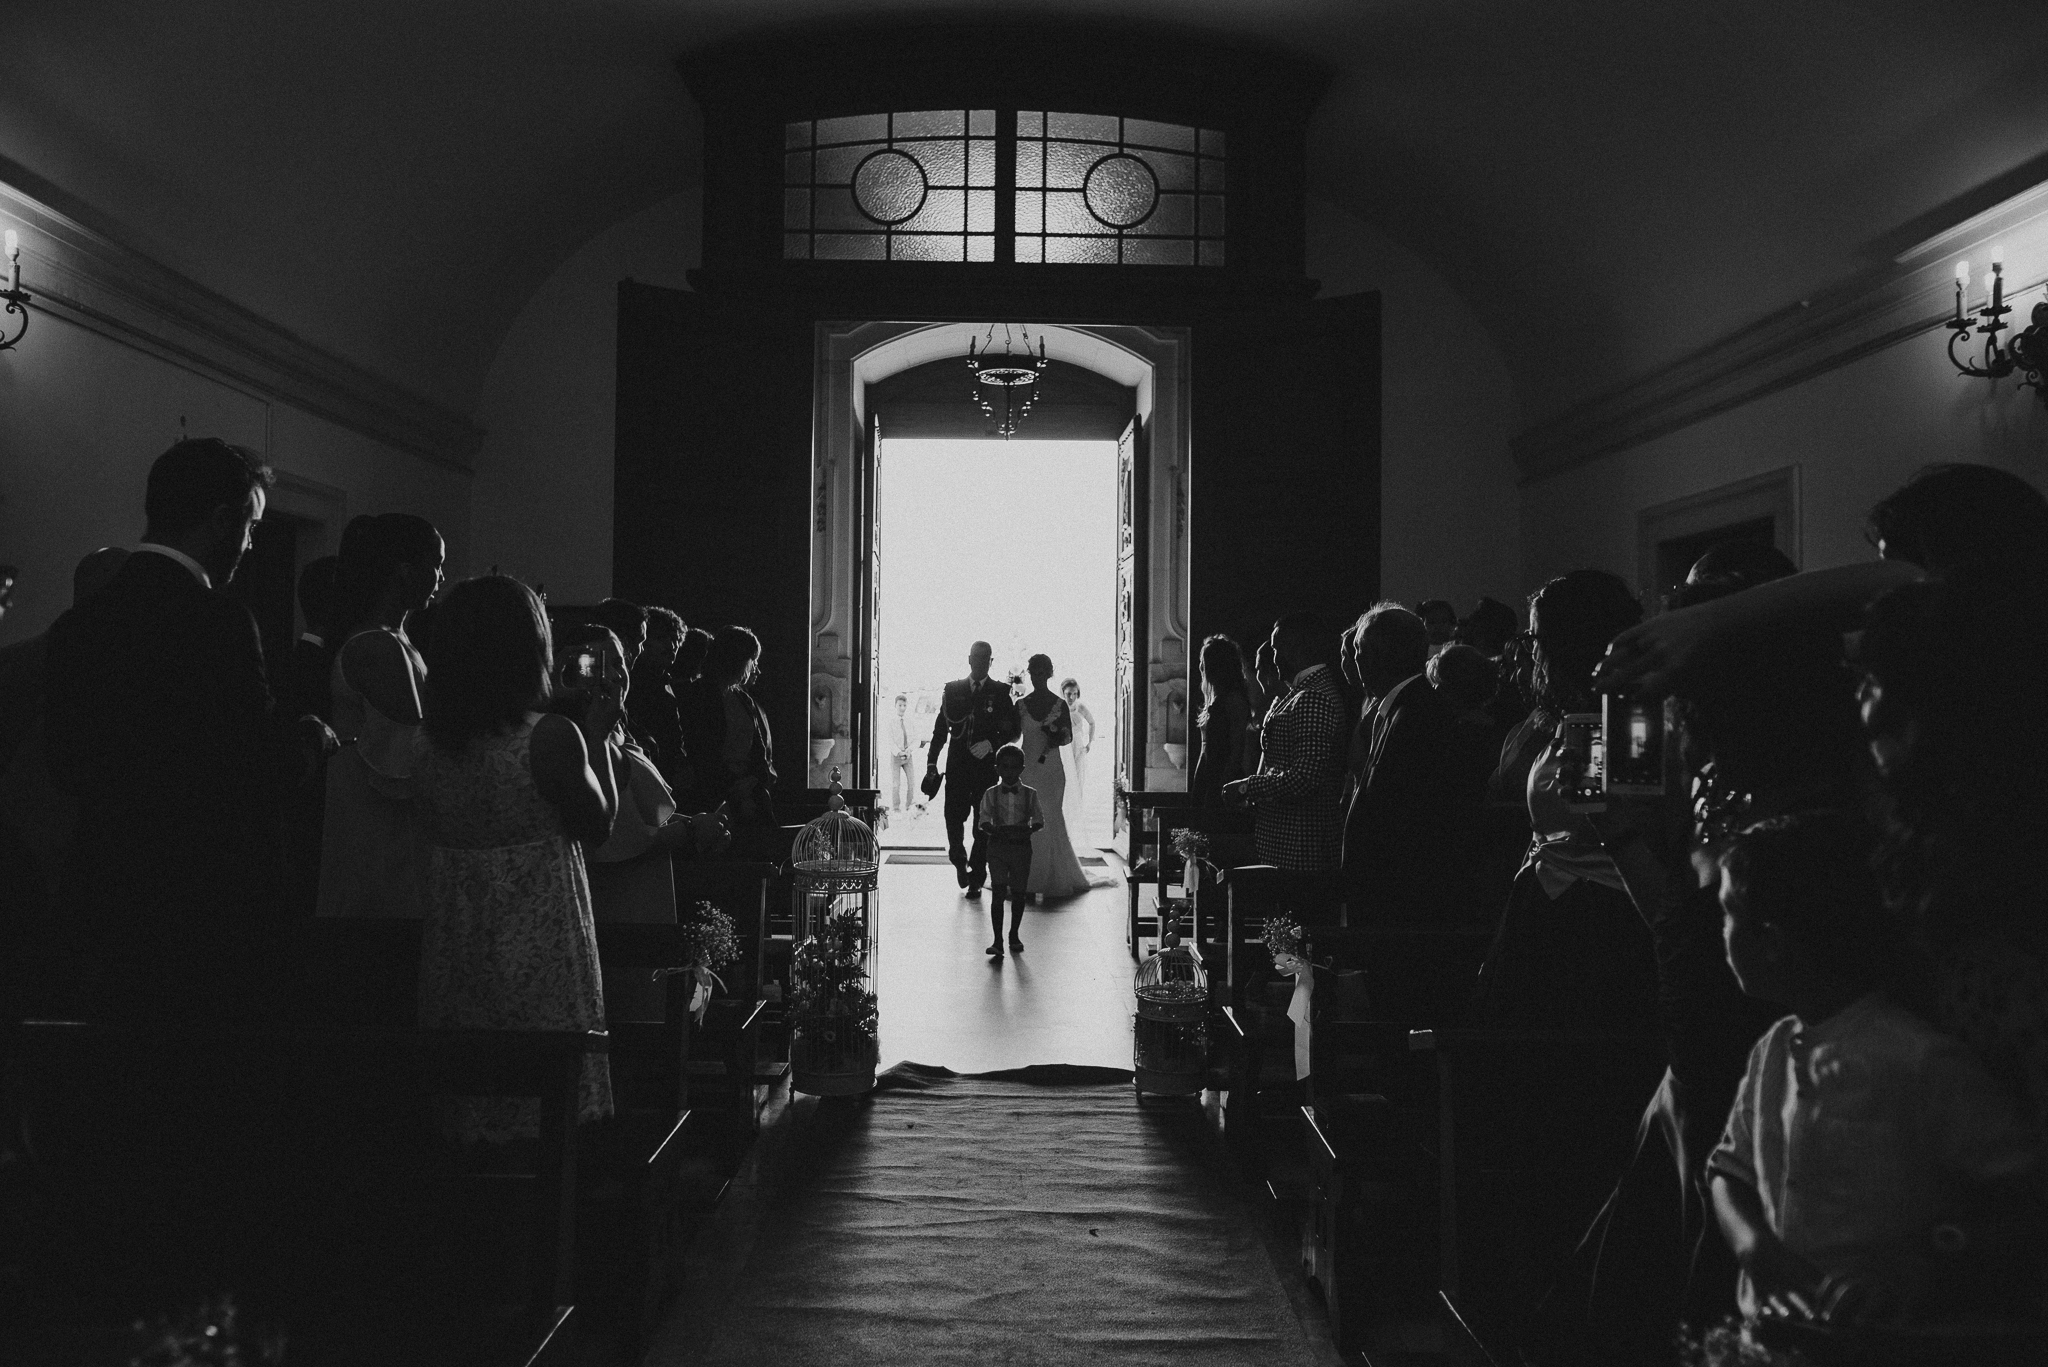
{"left": 1559, "top": 712, "right": 1607, "bottom": 812}
{"left": 565, "top": 650, "right": 600, "bottom": 687}
{"left": 1603, "top": 693, "right": 1669, "bottom": 797}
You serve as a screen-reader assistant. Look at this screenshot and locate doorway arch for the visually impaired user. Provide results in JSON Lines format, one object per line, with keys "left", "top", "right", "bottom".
{"left": 806, "top": 321, "right": 1192, "bottom": 810}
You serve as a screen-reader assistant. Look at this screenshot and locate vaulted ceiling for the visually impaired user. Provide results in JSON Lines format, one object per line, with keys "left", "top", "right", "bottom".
{"left": 7, "top": 0, "right": 2048, "bottom": 429}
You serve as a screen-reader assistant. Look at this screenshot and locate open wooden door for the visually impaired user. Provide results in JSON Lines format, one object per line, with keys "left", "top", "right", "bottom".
{"left": 613, "top": 283, "right": 815, "bottom": 778}
{"left": 1113, "top": 414, "right": 1147, "bottom": 834}
{"left": 850, "top": 411, "right": 880, "bottom": 789}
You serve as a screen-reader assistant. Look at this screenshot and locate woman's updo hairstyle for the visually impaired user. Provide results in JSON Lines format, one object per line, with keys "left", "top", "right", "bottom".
{"left": 1526, "top": 569, "right": 1642, "bottom": 712}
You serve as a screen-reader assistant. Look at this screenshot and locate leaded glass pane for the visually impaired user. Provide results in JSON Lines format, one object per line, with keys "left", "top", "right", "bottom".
{"left": 1045, "top": 236, "right": 1118, "bottom": 264}
{"left": 1123, "top": 238, "right": 1194, "bottom": 265}
{"left": 783, "top": 111, "right": 996, "bottom": 262}
{"left": 817, "top": 113, "right": 888, "bottom": 145}
{"left": 1049, "top": 111, "right": 1118, "bottom": 141}
{"left": 815, "top": 233, "right": 887, "bottom": 261}
{"left": 893, "top": 108, "right": 963, "bottom": 138}
{"left": 1013, "top": 112, "right": 1225, "bottom": 267}
{"left": 1123, "top": 118, "right": 1196, "bottom": 152}
{"left": 891, "top": 234, "right": 965, "bottom": 262}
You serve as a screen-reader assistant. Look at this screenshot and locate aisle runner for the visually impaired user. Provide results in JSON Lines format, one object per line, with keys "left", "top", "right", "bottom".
{"left": 691, "top": 1064, "right": 1326, "bottom": 1367}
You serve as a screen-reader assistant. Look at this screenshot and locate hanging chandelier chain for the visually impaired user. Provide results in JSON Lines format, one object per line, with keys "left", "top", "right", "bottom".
{"left": 965, "top": 323, "right": 1051, "bottom": 439}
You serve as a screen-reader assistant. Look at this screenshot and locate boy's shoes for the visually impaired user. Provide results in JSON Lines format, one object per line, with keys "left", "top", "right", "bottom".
{"left": 985, "top": 942, "right": 1003, "bottom": 958}
{"left": 954, "top": 864, "right": 970, "bottom": 888}
{"left": 1008, "top": 933, "right": 1024, "bottom": 952}
{"left": 964, "top": 886, "right": 982, "bottom": 899}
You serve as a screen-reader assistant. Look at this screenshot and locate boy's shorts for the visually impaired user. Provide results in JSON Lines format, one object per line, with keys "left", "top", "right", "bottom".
{"left": 984, "top": 837, "right": 1033, "bottom": 890}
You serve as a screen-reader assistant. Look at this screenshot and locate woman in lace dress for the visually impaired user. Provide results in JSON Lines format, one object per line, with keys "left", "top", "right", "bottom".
{"left": 413, "top": 576, "right": 619, "bottom": 1144}
{"left": 1022, "top": 655, "right": 1114, "bottom": 899}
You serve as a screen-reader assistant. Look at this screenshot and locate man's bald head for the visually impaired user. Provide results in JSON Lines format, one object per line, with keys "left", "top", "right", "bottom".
{"left": 73, "top": 547, "right": 129, "bottom": 604}
{"left": 968, "top": 641, "right": 992, "bottom": 680}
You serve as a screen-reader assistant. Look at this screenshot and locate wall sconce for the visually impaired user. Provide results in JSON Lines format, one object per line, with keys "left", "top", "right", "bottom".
{"left": 1946, "top": 248, "right": 2048, "bottom": 404}
{"left": 0, "top": 231, "right": 30, "bottom": 352}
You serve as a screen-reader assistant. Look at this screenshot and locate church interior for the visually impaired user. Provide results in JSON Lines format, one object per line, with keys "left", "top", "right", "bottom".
{"left": 5, "top": 3, "right": 2048, "bottom": 1365}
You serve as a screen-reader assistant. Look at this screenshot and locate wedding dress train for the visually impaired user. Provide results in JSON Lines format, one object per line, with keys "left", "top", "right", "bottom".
{"left": 1019, "top": 704, "right": 1115, "bottom": 898}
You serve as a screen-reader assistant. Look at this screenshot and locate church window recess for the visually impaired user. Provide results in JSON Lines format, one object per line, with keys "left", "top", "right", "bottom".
{"left": 1015, "top": 112, "right": 1225, "bottom": 265}
{"left": 783, "top": 110, "right": 998, "bottom": 261}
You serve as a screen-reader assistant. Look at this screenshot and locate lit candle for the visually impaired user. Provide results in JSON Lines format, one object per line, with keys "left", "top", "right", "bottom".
{"left": 1992, "top": 259, "right": 2005, "bottom": 313}
{"left": 1957, "top": 260, "right": 1970, "bottom": 323}
{"left": 3, "top": 230, "right": 16, "bottom": 294}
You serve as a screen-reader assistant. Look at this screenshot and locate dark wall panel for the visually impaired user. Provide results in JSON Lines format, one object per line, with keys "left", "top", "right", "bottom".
{"left": 613, "top": 281, "right": 815, "bottom": 780}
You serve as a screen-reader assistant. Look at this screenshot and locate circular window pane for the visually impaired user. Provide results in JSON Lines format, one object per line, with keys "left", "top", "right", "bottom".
{"left": 852, "top": 149, "right": 929, "bottom": 226}
{"left": 1083, "top": 153, "right": 1158, "bottom": 229}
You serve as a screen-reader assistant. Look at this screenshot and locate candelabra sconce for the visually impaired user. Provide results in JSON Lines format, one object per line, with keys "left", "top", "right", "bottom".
{"left": 1947, "top": 254, "right": 2048, "bottom": 406}
{"left": 0, "top": 231, "right": 31, "bottom": 353}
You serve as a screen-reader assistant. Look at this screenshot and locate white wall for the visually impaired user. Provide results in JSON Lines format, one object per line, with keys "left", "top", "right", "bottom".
{"left": 1518, "top": 318, "right": 2048, "bottom": 591}
{"left": 0, "top": 311, "right": 469, "bottom": 647}
{"left": 467, "top": 189, "right": 702, "bottom": 605}
{"left": 1305, "top": 195, "right": 1525, "bottom": 614}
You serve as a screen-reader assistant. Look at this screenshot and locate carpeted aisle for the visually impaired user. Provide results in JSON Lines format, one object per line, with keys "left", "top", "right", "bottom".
{"left": 683, "top": 1064, "right": 1331, "bottom": 1366}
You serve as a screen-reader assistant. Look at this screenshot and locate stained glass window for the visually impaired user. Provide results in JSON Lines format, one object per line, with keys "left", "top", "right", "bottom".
{"left": 783, "top": 110, "right": 998, "bottom": 261}
{"left": 1014, "top": 113, "right": 1225, "bottom": 266}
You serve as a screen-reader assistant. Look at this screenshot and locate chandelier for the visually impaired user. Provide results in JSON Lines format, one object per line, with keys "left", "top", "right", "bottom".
{"left": 0, "top": 231, "right": 30, "bottom": 353}
{"left": 966, "top": 324, "right": 1049, "bottom": 438}
{"left": 1946, "top": 253, "right": 2048, "bottom": 406}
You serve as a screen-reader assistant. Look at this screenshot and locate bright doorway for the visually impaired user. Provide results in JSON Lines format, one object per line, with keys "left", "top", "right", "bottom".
{"left": 872, "top": 437, "right": 1120, "bottom": 850}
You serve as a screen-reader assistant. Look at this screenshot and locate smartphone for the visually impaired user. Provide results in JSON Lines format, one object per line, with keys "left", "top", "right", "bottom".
{"left": 1558, "top": 711, "right": 1607, "bottom": 812}
{"left": 1603, "top": 693, "right": 1672, "bottom": 797}
{"left": 563, "top": 649, "right": 604, "bottom": 688}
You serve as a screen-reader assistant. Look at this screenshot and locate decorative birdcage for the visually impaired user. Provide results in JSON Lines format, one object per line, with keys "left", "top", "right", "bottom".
{"left": 1133, "top": 935, "right": 1209, "bottom": 1097}
{"left": 788, "top": 787, "right": 881, "bottom": 1096}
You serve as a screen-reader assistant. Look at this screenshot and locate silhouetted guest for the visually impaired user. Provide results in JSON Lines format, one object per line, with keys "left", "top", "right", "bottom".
{"left": 1341, "top": 603, "right": 1469, "bottom": 920}
{"left": 629, "top": 605, "right": 683, "bottom": 782}
{"left": 42, "top": 438, "right": 332, "bottom": 1022}
{"left": 1416, "top": 598, "right": 1458, "bottom": 653}
{"left": 1475, "top": 570, "right": 1657, "bottom": 1031}
{"left": 1866, "top": 461, "right": 2048, "bottom": 585}
{"left": 1429, "top": 642, "right": 1503, "bottom": 807}
{"left": 279, "top": 554, "right": 339, "bottom": 722}
{"left": 594, "top": 597, "right": 649, "bottom": 671}
{"left": 1341, "top": 614, "right": 1375, "bottom": 802}
{"left": 1224, "top": 614, "right": 1346, "bottom": 873}
{"left": 1456, "top": 595, "right": 1519, "bottom": 658}
{"left": 315, "top": 514, "right": 443, "bottom": 918}
{"left": 1248, "top": 637, "right": 1284, "bottom": 774}
{"left": 668, "top": 626, "right": 714, "bottom": 807}
{"left": 679, "top": 625, "right": 778, "bottom": 828}
{"left": 1192, "top": 633, "right": 1252, "bottom": 807}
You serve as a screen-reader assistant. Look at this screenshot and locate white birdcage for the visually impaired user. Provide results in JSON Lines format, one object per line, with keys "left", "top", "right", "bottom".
{"left": 1133, "top": 939, "right": 1209, "bottom": 1097}
{"left": 787, "top": 787, "right": 881, "bottom": 1096}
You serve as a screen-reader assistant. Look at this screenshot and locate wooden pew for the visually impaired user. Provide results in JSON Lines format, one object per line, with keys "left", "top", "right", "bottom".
{"left": 1, "top": 1018, "right": 601, "bottom": 1367}
{"left": 1119, "top": 789, "right": 1195, "bottom": 960}
{"left": 1407, "top": 1027, "right": 1667, "bottom": 1364}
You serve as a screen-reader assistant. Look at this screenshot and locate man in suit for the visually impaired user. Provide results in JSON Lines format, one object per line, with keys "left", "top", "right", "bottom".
{"left": 42, "top": 438, "right": 333, "bottom": 1022}
{"left": 1342, "top": 602, "right": 1471, "bottom": 921}
{"left": 1225, "top": 614, "right": 1347, "bottom": 872}
{"left": 925, "top": 640, "right": 1021, "bottom": 896}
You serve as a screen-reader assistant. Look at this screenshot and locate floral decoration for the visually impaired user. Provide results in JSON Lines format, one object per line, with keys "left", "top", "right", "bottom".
{"left": 790, "top": 905, "right": 878, "bottom": 1045}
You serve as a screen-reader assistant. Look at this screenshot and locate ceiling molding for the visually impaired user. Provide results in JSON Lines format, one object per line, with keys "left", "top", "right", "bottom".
{"left": 1512, "top": 179, "right": 2048, "bottom": 482}
{"left": 0, "top": 173, "right": 481, "bottom": 473}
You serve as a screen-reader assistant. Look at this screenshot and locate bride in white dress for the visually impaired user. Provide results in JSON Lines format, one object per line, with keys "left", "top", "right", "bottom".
{"left": 1018, "top": 654, "right": 1114, "bottom": 898}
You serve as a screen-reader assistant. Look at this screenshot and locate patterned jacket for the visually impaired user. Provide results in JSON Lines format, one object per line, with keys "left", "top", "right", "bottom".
{"left": 1239, "top": 664, "right": 1347, "bottom": 871}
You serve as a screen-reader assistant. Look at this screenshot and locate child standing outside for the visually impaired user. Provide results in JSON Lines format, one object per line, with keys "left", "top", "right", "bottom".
{"left": 977, "top": 744, "right": 1043, "bottom": 960}
{"left": 1708, "top": 812, "right": 2039, "bottom": 1325}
